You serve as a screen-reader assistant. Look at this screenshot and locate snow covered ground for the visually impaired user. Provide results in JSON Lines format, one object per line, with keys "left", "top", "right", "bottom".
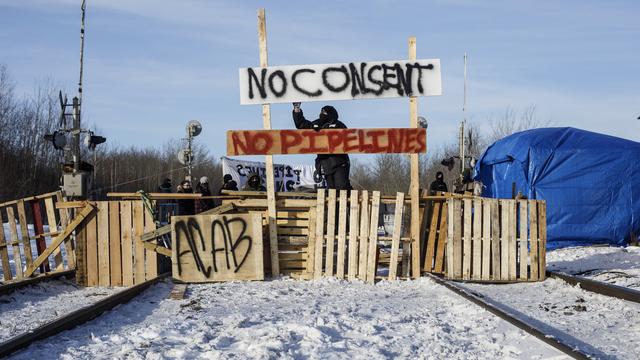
{"left": 547, "top": 245, "right": 640, "bottom": 289}
{"left": 0, "top": 279, "right": 119, "bottom": 342}
{"left": 12, "top": 278, "right": 567, "bottom": 359}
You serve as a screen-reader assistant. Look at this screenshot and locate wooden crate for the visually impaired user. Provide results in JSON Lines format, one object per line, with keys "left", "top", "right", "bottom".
{"left": 444, "top": 198, "right": 546, "bottom": 282}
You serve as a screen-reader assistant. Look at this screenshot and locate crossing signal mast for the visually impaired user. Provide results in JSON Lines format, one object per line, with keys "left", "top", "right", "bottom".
{"left": 44, "top": 0, "right": 106, "bottom": 199}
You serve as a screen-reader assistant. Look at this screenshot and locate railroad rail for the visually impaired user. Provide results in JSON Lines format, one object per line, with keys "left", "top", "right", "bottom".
{"left": 547, "top": 270, "right": 640, "bottom": 304}
{"left": 423, "top": 273, "right": 591, "bottom": 360}
{"left": 0, "top": 273, "right": 170, "bottom": 358}
{"left": 0, "top": 270, "right": 76, "bottom": 296}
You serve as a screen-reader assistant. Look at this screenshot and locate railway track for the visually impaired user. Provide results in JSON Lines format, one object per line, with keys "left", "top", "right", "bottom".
{"left": 0, "top": 270, "right": 76, "bottom": 296}
{"left": 547, "top": 270, "right": 640, "bottom": 304}
{"left": 0, "top": 273, "right": 169, "bottom": 358}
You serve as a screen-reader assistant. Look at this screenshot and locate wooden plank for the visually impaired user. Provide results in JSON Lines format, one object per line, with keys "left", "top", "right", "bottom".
{"left": 305, "top": 208, "right": 317, "bottom": 275}
{"left": 539, "top": 201, "right": 547, "bottom": 280}
{"left": 108, "top": 202, "right": 122, "bottom": 286}
{"left": 325, "top": 189, "right": 336, "bottom": 276}
{"left": 227, "top": 128, "right": 427, "bottom": 156}
{"left": 445, "top": 199, "right": 454, "bottom": 278}
{"left": 408, "top": 36, "right": 421, "bottom": 280}
{"left": 336, "top": 190, "right": 348, "bottom": 279}
{"left": 16, "top": 200, "right": 33, "bottom": 269}
{"left": 388, "top": 192, "right": 405, "bottom": 280}
{"left": 529, "top": 200, "right": 539, "bottom": 281}
{"left": 433, "top": 201, "right": 447, "bottom": 274}
{"left": 518, "top": 200, "right": 528, "bottom": 280}
{"left": 6, "top": 207, "right": 23, "bottom": 279}
{"left": 314, "top": 189, "right": 326, "bottom": 279}
{"left": 44, "top": 197, "right": 64, "bottom": 270}
{"left": 347, "top": 190, "right": 360, "bottom": 281}
{"left": 251, "top": 212, "right": 265, "bottom": 280}
{"left": 120, "top": 201, "right": 134, "bottom": 286}
{"left": 97, "top": 202, "right": 110, "bottom": 287}
{"left": 472, "top": 198, "right": 482, "bottom": 280}
{"left": 418, "top": 189, "right": 430, "bottom": 272}
{"left": 56, "top": 192, "right": 75, "bottom": 269}
{"left": 366, "top": 191, "right": 381, "bottom": 283}
{"left": 86, "top": 211, "right": 98, "bottom": 287}
{"left": 276, "top": 227, "right": 308, "bottom": 236}
{"left": 357, "top": 191, "right": 370, "bottom": 280}
{"left": 499, "top": 200, "right": 509, "bottom": 281}
{"left": 132, "top": 201, "right": 145, "bottom": 285}
{"left": 144, "top": 206, "right": 158, "bottom": 280}
{"left": 423, "top": 201, "right": 441, "bottom": 272}
{"left": 508, "top": 200, "right": 517, "bottom": 281}
{"left": 75, "top": 214, "right": 87, "bottom": 286}
{"left": 491, "top": 200, "right": 501, "bottom": 280}
{"left": 23, "top": 205, "right": 95, "bottom": 278}
{"left": 462, "top": 198, "right": 472, "bottom": 280}
{"left": 452, "top": 199, "right": 463, "bottom": 279}
{"left": 481, "top": 199, "right": 491, "bottom": 280}
{"left": 279, "top": 252, "right": 308, "bottom": 261}
{"left": 0, "top": 208, "right": 13, "bottom": 281}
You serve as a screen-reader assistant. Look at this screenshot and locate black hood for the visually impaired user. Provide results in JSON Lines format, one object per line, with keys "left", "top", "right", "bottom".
{"left": 319, "top": 105, "right": 339, "bottom": 123}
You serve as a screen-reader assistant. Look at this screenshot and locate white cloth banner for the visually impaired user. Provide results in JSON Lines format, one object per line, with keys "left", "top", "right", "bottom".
{"left": 221, "top": 157, "right": 323, "bottom": 192}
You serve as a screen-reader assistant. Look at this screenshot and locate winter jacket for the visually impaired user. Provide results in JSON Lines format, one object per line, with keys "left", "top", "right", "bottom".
{"left": 243, "top": 172, "right": 267, "bottom": 191}
{"left": 292, "top": 106, "right": 349, "bottom": 175}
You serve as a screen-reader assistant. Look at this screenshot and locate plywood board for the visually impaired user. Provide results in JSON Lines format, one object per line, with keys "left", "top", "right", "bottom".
{"left": 227, "top": 128, "right": 427, "bottom": 156}
{"left": 86, "top": 211, "right": 98, "bottom": 287}
{"left": 239, "top": 59, "right": 442, "bottom": 105}
{"left": 347, "top": 190, "right": 360, "bottom": 280}
{"left": 336, "top": 190, "right": 348, "bottom": 279}
{"left": 97, "top": 201, "right": 110, "bottom": 287}
{"left": 171, "top": 213, "right": 264, "bottom": 282}
{"left": 132, "top": 201, "right": 145, "bottom": 285}
{"left": 325, "top": 189, "right": 336, "bottom": 276}
{"left": 388, "top": 192, "right": 405, "bottom": 280}
{"left": 120, "top": 201, "right": 134, "bottom": 286}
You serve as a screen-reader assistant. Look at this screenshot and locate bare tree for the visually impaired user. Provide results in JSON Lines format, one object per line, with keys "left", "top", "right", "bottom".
{"left": 487, "top": 104, "right": 550, "bottom": 144}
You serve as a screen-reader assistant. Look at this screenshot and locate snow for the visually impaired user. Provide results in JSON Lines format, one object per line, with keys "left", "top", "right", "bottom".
{"left": 12, "top": 278, "right": 565, "bottom": 359}
{"left": 0, "top": 279, "right": 119, "bottom": 342}
{"left": 547, "top": 245, "right": 640, "bottom": 289}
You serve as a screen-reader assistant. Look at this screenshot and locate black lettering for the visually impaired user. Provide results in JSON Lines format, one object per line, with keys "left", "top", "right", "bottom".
{"left": 367, "top": 65, "right": 384, "bottom": 95}
{"left": 268, "top": 70, "right": 287, "bottom": 97}
{"left": 382, "top": 64, "right": 403, "bottom": 96}
{"left": 408, "top": 62, "right": 434, "bottom": 94}
{"left": 322, "top": 66, "right": 350, "bottom": 93}
{"left": 292, "top": 69, "right": 322, "bottom": 97}
{"left": 348, "top": 62, "right": 372, "bottom": 97}
{"left": 247, "top": 68, "right": 268, "bottom": 99}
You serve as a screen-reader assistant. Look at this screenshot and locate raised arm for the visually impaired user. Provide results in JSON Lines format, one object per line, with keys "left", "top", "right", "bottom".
{"left": 292, "top": 102, "right": 314, "bottom": 129}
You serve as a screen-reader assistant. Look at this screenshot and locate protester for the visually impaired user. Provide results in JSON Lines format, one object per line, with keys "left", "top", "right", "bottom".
{"left": 242, "top": 172, "right": 266, "bottom": 191}
{"left": 218, "top": 174, "right": 238, "bottom": 194}
{"left": 429, "top": 171, "right": 448, "bottom": 194}
{"left": 176, "top": 179, "right": 195, "bottom": 215}
{"left": 292, "top": 102, "right": 351, "bottom": 190}
{"left": 158, "top": 178, "right": 172, "bottom": 193}
{"left": 195, "top": 176, "right": 215, "bottom": 213}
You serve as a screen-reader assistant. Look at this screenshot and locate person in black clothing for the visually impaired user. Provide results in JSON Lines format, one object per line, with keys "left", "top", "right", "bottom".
{"left": 243, "top": 172, "right": 267, "bottom": 191}
{"left": 292, "top": 102, "right": 352, "bottom": 190}
{"left": 218, "top": 174, "right": 238, "bottom": 195}
{"left": 195, "top": 176, "right": 215, "bottom": 213}
{"left": 176, "top": 180, "right": 195, "bottom": 215}
{"left": 158, "top": 178, "right": 172, "bottom": 193}
{"left": 429, "top": 171, "right": 448, "bottom": 194}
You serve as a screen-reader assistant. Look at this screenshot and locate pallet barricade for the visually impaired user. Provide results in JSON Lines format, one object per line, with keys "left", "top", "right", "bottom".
{"left": 0, "top": 191, "right": 76, "bottom": 282}
{"left": 77, "top": 201, "right": 159, "bottom": 287}
{"left": 444, "top": 198, "right": 547, "bottom": 282}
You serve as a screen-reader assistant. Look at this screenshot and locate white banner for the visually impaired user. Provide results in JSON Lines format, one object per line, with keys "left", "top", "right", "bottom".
{"left": 221, "top": 157, "right": 323, "bottom": 192}
{"left": 239, "top": 59, "right": 442, "bottom": 105}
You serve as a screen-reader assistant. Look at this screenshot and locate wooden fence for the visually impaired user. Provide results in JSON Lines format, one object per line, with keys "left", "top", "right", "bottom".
{"left": 0, "top": 191, "right": 75, "bottom": 282}
{"left": 420, "top": 196, "right": 447, "bottom": 275}
{"left": 78, "top": 201, "right": 159, "bottom": 287}
{"left": 445, "top": 198, "right": 547, "bottom": 282}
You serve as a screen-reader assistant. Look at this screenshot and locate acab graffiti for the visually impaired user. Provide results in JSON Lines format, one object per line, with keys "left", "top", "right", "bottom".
{"left": 172, "top": 214, "right": 264, "bottom": 282}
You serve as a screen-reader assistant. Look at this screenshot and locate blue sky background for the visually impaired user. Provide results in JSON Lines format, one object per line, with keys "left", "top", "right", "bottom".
{"left": 1, "top": 0, "right": 638, "bottom": 165}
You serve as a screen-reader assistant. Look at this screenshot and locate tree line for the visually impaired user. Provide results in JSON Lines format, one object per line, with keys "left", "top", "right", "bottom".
{"left": 0, "top": 64, "right": 546, "bottom": 202}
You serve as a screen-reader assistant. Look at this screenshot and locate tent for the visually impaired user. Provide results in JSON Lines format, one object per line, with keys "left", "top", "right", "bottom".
{"left": 473, "top": 127, "right": 640, "bottom": 249}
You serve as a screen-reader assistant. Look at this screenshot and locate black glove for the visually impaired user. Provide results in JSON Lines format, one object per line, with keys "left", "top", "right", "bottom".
{"left": 292, "top": 102, "right": 301, "bottom": 112}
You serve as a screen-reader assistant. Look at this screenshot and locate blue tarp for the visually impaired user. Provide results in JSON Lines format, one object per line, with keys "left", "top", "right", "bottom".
{"left": 474, "top": 127, "right": 640, "bottom": 250}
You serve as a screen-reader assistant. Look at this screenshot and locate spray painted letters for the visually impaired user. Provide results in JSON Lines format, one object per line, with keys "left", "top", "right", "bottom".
{"left": 171, "top": 213, "right": 264, "bottom": 282}
{"left": 239, "top": 59, "right": 442, "bottom": 104}
{"left": 227, "top": 128, "right": 426, "bottom": 156}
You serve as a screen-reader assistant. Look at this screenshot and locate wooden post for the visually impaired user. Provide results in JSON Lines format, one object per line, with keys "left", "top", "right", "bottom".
{"left": 30, "top": 200, "right": 50, "bottom": 273}
{"left": 257, "top": 8, "right": 279, "bottom": 276}
{"left": 408, "top": 36, "right": 421, "bottom": 279}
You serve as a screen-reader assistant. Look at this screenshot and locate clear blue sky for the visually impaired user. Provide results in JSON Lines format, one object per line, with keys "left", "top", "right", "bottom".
{"left": 1, "top": 0, "right": 638, "bottom": 165}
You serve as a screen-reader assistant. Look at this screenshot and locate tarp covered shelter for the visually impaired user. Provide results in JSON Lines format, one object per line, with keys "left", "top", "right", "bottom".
{"left": 474, "top": 127, "right": 640, "bottom": 249}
